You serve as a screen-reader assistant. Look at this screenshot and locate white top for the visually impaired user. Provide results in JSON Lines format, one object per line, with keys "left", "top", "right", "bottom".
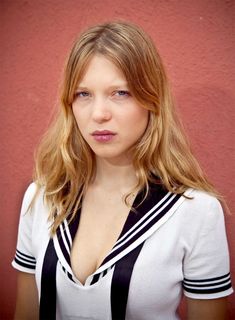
{"left": 12, "top": 182, "right": 233, "bottom": 320}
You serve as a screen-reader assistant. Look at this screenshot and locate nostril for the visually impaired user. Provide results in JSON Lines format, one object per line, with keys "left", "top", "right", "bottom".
{"left": 92, "top": 109, "right": 111, "bottom": 122}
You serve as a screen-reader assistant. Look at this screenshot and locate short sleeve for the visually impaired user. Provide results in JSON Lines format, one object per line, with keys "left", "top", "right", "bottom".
{"left": 182, "top": 195, "right": 233, "bottom": 299}
{"left": 12, "top": 183, "right": 37, "bottom": 274}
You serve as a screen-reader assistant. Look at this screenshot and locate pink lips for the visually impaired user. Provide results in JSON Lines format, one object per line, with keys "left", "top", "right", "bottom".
{"left": 91, "top": 130, "right": 116, "bottom": 142}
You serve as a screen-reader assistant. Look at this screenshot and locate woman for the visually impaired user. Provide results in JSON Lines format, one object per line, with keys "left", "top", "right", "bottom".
{"left": 12, "top": 21, "right": 233, "bottom": 319}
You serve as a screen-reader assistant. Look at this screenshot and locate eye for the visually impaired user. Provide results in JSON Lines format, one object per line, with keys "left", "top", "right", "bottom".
{"left": 74, "top": 91, "right": 90, "bottom": 98}
{"left": 114, "top": 90, "right": 130, "bottom": 97}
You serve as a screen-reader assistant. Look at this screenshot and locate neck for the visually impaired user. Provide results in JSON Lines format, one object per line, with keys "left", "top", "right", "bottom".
{"left": 92, "top": 157, "right": 138, "bottom": 193}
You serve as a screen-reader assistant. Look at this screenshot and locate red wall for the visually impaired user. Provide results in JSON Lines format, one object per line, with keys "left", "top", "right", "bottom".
{"left": 1, "top": 0, "right": 234, "bottom": 318}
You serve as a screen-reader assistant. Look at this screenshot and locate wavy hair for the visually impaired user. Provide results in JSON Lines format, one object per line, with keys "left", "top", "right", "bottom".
{"left": 33, "top": 21, "right": 219, "bottom": 233}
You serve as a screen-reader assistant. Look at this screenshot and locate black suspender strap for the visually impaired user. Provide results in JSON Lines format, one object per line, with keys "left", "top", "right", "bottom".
{"left": 111, "top": 243, "right": 144, "bottom": 320}
{"left": 39, "top": 238, "right": 58, "bottom": 320}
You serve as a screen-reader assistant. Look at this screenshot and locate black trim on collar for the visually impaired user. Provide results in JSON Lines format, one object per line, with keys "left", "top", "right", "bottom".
{"left": 54, "top": 182, "right": 182, "bottom": 286}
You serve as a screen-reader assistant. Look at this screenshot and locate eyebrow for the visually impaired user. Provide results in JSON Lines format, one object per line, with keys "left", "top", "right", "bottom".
{"left": 76, "top": 82, "right": 129, "bottom": 90}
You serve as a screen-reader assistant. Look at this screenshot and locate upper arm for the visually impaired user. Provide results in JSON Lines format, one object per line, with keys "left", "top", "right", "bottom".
{"left": 12, "top": 185, "right": 41, "bottom": 319}
{"left": 182, "top": 195, "right": 233, "bottom": 319}
{"left": 182, "top": 195, "right": 233, "bottom": 300}
{"left": 186, "top": 297, "right": 228, "bottom": 320}
{"left": 14, "top": 271, "right": 39, "bottom": 320}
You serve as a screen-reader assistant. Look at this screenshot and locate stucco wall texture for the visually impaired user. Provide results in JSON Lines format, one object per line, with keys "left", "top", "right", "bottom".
{"left": 1, "top": 0, "right": 234, "bottom": 318}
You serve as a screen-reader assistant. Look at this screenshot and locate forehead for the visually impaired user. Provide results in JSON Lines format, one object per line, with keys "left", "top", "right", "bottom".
{"left": 78, "top": 54, "right": 127, "bottom": 87}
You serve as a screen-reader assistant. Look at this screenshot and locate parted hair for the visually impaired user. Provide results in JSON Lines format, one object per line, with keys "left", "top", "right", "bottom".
{"left": 34, "top": 21, "right": 219, "bottom": 233}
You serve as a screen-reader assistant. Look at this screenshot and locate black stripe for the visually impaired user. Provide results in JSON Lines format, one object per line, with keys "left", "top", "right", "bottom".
{"left": 90, "top": 273, "right": 100, "bottom": 285}
{"left": 68, "top": 207, "right": 81, "bottom": 240}
{"left": 56, "top": 226, "right": 70, "bottom": 265}
{"left": 16, "top": 249, "right": 36, "bottom": 261}
{"left": 61, "top": 265, "right": 76, "bottom": 283}
{"left": 111, "top": 243, "right": 144, "bottom": 320}
{"left": 14, "top": 257, "right": 36, "bottom": 269}
{"left": 67, "top": 270, "right": 76, "bottom": 283}
{"left": 102, "top": 193, "right": 181, "bottom": 266}
{"left": 183, "top": 278, "right": 230, "bottom": 288}
{"left": 62, "top": 221, "right": 72, "bottom": 249}
{"left": 120, "top": 194, "right": 180, "bottom": 248}
{"left": 184, "top": 272, "right": 230, "bottom": 283}
{"left": 183, "top": 282, "right": 232, "bottom": 294}
{"left": 39, "top": 238, "right": 58, "bottom": 320}
{"left": 114, "top": 192, "right": 172, "bottom": 248}
{"left": 15, "top": 252, "right": 36, "bottom": 264}
{"left": 117, "top": 181, "right": 170, "bottom": 242}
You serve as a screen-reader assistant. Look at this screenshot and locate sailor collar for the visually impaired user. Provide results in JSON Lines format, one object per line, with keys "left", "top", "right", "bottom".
{"left": 52, "top": 182, "right": 192, "bottom": 286}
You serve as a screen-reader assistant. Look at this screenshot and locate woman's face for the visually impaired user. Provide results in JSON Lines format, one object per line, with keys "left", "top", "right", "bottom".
{"left": 72, "top": 54, "right": 148, "bottom": 165}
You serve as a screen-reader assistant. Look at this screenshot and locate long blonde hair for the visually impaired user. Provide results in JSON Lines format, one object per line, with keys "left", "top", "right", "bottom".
{"left": 34, "top": 21, "right": 219, "bottom": 233}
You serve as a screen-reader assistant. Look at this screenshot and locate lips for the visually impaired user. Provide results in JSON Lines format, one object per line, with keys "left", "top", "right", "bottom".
{"left": 91, "top": 130, "right": 116, "bottom": 142}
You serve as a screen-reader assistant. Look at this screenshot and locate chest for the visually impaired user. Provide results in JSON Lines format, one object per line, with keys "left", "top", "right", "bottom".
{"left": 56, "top": 223, "right": 184, "bottom": 320}
{"left": 70, "top": 194, "right": 132, "bottom": 284}
{"left": 33, "top": 186, "right": 187, "bottom": 319}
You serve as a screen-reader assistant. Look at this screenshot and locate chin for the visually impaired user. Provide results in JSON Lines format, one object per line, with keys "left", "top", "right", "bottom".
{"left": 90, "top": 146, "right": 119, "bottom": 158}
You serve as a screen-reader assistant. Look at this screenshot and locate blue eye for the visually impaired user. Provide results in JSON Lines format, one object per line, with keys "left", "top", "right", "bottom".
{"left": 116, "top": 90, "right": 130, "bottom": 97}
{"left": 76, "top": 91, "right": 90, "bottom": 97}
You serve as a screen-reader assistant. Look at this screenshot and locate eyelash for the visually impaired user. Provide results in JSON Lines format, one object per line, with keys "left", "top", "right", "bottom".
{"left": 115, "top": 90, "right": 131, "bottom": 98}
{"left": 75, "top": 91, "right": 90, "bottom": 98}
{"left": 74, "top": 90, "right": 131, "bottom": 99}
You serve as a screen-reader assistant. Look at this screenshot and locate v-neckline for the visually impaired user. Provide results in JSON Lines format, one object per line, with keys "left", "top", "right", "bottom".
{"left": 53, "top": 181, "right": 186, "bottom": 286}
{"left": 68, "top": 183, "right": 157, "bottom": 255}
{"left": 68, "top": 188, "right": 143, "bottom": 272}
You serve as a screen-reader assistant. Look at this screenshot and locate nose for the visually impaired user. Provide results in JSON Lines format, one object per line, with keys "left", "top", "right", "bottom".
{"left": 91, "top": 97, "right": 112, "bottom": 123}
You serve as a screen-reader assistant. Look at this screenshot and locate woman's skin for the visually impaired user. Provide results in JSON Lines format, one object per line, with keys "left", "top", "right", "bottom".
{"left": 71, "top": 54, "right": 149, "bottom": 164}
{"left": 14, "top": 55, "right": 229, "bottom": 320}
{"left": 14, "top": 272, "right": 39, "bottom": 320}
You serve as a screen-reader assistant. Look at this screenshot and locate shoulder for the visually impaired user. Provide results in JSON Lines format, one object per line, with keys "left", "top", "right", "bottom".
{"left": 22, "top": 182, "right": 44, "bottom": 206}
{"left": 182, "top": 189, "right": 223, "bottom": 216}
{"left": 17, "top": 182, "right": 50, "bottom": 243}
{"left": 22, "top": 182, "right": 37, "bottom": 202}
{"left": 184, "top": 188, "right": 220, "bottom": 205}
{"left": 178, "top": 189, "right": 225, "bottom": 235}
{"left": 20, "top": 182, "right": 48, "bottom": 220}
{"left": 12, "top": 183, "right": 50, "bottom": 273}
